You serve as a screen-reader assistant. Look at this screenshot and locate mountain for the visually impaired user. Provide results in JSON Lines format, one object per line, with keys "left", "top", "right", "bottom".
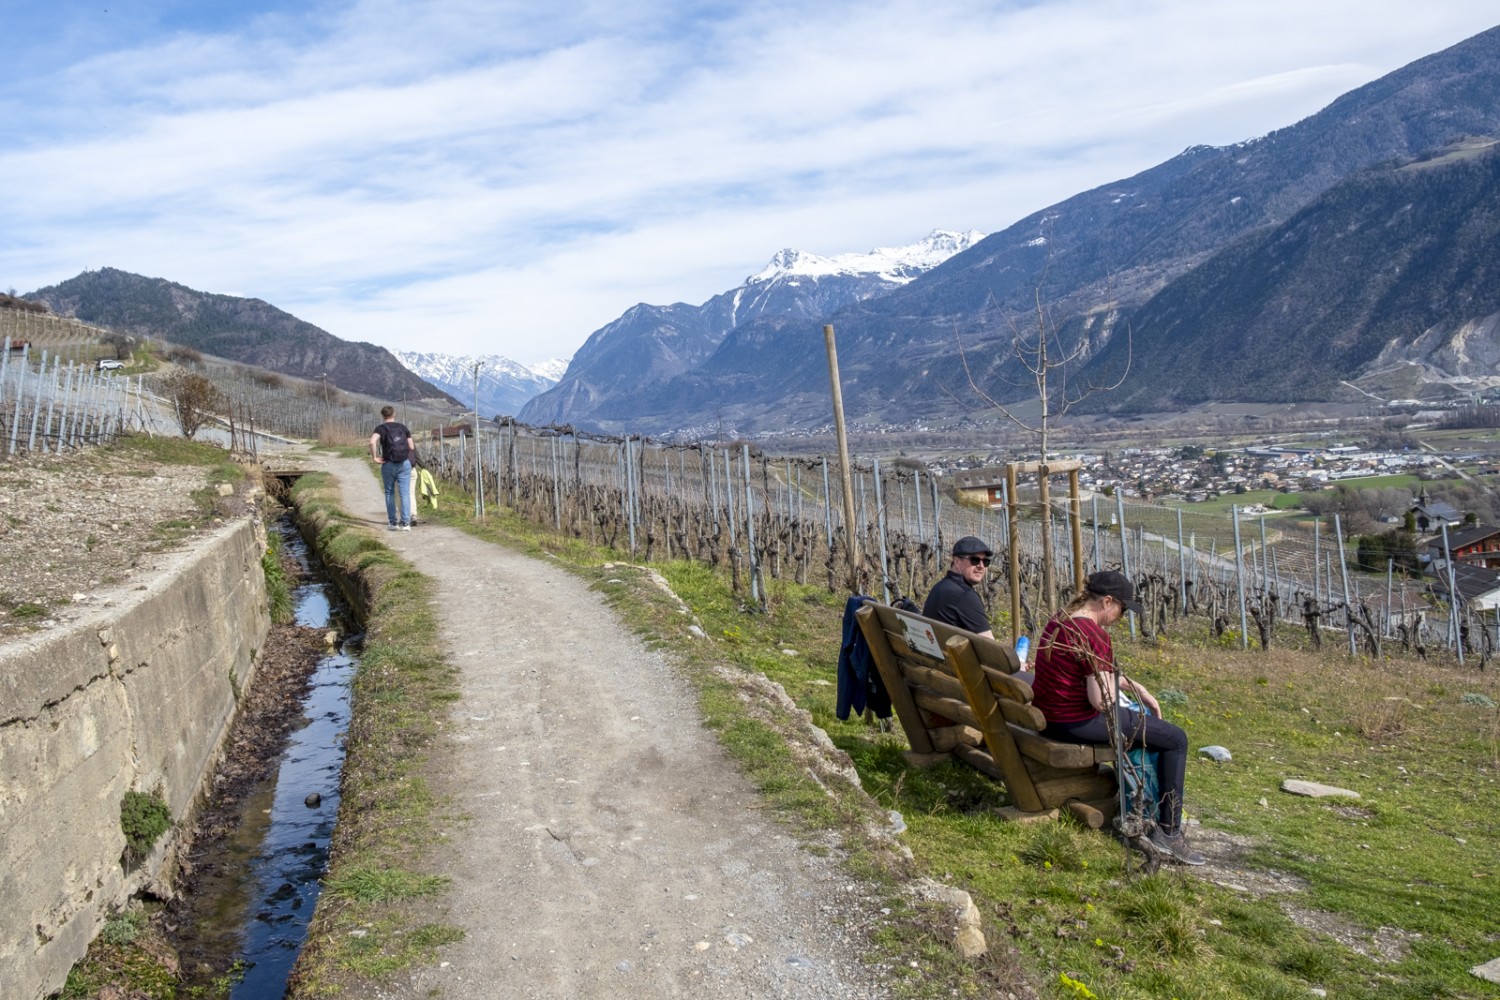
{"left": 25, "top": 268, "right": 456, "bottom": 405}
{"left": 518, "top": 230, "right": 984, "bottom": 427}
{"left": 1083, "top": 136, "right": 1500, "bottom": 409}
{"left": 577, "top": 24, "right": 1500, "bottom": 433}
{"left": 394, "top": 351, "right": 563, "bottom": 417}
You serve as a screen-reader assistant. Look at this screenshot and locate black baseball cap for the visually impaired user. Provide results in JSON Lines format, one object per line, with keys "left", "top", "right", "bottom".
{"left": 1086, "top": 570, "right": 1143, "bottom": 616}
{"left": 952, "top": 536, "right": 993, "bottom": 557}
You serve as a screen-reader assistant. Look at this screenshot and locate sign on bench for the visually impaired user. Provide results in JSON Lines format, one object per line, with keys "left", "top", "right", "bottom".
{"left": 855, "top": 603, "right": 1118, "bottom": 826}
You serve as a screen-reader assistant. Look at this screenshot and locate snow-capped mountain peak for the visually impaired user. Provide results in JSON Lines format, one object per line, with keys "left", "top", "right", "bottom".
{"left": 747, "top": 229, "right": 985, "bottom": 284}
{"left": 395, "top": 351, "right": 569, "bottom": 418}
{"left": 528, "top": 357, "right": 570, "bottom": 381}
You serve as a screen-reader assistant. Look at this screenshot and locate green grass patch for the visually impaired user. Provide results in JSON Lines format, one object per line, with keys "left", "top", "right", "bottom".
{"left": 325, "top": 866, "right": 450, "bottom": 903}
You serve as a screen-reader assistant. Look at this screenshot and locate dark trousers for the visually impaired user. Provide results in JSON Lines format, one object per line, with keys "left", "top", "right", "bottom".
{"left": 1044, "top": 708, "right": 1189, "bottom": 830}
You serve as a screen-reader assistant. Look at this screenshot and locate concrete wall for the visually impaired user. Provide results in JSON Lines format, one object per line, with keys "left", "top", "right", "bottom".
{"left": 0, "top": 518, "right": 270, "bottom": 1000}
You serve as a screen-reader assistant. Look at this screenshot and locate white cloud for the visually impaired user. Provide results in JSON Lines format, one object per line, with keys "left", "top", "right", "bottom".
{"left": 1, "top": 0, "right": 1496, "bottom": 365}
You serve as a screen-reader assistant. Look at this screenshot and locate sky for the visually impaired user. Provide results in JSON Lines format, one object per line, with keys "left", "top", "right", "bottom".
{"left": 2, "top": 2, "right": 1497, "bottom": 368}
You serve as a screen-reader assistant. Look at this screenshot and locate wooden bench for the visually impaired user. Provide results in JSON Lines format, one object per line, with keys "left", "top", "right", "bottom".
{"left": 854, "top": 602, "right": 1119, "bottom": 827}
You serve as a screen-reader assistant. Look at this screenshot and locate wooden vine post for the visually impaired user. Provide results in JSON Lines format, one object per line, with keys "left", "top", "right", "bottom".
{"left": 823, "top": 324, "right": 860, "bottom": 592}
{"left": 1004, "top": 458, "right": 1085, "bottom": 643}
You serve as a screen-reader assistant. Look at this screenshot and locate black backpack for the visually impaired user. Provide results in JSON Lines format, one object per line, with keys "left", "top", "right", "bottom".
{"left": 378, "top": 423, "right": 410, "bottom": 463}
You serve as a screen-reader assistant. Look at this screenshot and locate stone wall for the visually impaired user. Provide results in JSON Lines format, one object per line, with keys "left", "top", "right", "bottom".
{"left": 0, "top": 518, "right": 270, "bottom": 1000}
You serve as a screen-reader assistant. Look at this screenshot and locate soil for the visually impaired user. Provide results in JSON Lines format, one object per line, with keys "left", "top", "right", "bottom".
{"left": 0, "top": 446, "right": 248, "bottom": 638}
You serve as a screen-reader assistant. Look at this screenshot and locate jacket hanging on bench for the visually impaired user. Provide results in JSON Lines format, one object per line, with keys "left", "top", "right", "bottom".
{"left": 837, "top": 596, "right": 893, "bottom": 721}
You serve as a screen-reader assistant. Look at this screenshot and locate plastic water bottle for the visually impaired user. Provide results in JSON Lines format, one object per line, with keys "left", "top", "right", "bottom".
{"left": 1014, "top": 635, "right": 1030, "bottom": 666}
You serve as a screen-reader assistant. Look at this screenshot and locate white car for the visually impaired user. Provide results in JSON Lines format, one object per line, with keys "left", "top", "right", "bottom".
{"left": 96, "top": 359, "right": 125, "bottom": 371}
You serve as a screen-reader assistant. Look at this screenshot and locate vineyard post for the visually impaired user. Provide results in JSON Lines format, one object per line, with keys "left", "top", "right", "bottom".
{"left": 1232, "top": 505, "right": 1249, "bottom": 649}
{"left": 913, "top": 468, "right": 923, "bottom": 545}
{"left": 1116, "top": 490, "right": 1137, "bottom": 638}
{"left": 708, "top": 445, "right": 720, "bottom": 532}
{"left": 1176, "top": 508, "right": 1187, "bottom": 613}
{"left": 1440, "top": 521, "right": 1463, "bottom": 663}
{"left": 724, "top": 450, "right": 736, "bottom": 548}
{"left": 44, "top": 357, "right": 60, "bottom": 451}
{"left": 871, "top": 458, "right": 891, "bottom": 604}
{"left": 1067, "top": 467, "right": 1084, "bottom": 597}
{"left": 1006, "top": 464, "right": 1021, "bottom": 644}
{"left": 741, "top": 443, "right": 760, "bottom": 605}
{"left": 822, "top": 324, "right": 860, "bottom": 592}
{"left": 1334, "top": 514, "right": 1357, "bottom": 657}
{"left": 625, "top": 438, "right": 638, "bottom": 556}
{"left": 27, "top": 350, "right": 48, "bottom": 452}
{"left": 1386, "top": 558, "right": 1395, "bottom": 638}
{"left": 928, "top": 473, "right": 942, "bottom": 575}
{"left": 551, "top": 434, "right": 561, "bottom": 532}
{"left": 821, "top": 456, "right": 831, "bottom": 545}
{"left": 1313, "top": 519, "right": 1322, "bottom": 606}
{"left": 8, "top": 344, "right": 28, "bottom": 454}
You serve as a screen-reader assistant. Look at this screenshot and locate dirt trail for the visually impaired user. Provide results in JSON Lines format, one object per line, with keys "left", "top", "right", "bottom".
{"left": 301, "top": 453, "right": 888, "bottom": 1000}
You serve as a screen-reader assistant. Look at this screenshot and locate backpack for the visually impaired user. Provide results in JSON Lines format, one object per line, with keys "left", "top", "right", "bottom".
{"left": 378, "top": 423, "right": 410, "bottom": 463}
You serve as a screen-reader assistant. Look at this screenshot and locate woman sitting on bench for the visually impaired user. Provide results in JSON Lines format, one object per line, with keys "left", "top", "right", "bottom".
{"left": 1030, "top": 570, "right": 1204, "bottom": 866}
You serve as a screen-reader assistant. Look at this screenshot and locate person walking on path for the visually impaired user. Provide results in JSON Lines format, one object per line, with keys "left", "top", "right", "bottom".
{"left": 370, "top": 405, "right": 414, "bottom": 530}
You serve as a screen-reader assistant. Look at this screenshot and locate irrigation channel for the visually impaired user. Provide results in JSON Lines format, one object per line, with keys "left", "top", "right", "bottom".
{"left": 171, "top": 517, "right": 357, "bottom": 998}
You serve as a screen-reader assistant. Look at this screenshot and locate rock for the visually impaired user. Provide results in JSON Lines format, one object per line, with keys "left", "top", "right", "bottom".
{"left": 217, "top": 483, "right": 234, "bottom": 496}
{"left": 304, "top": 793, "right": 322, "bottom": 808}
{"left": 1258, "top": 797, "right": 1269, "bottom": 809}
{"left": 955, "top": 924, "right": 988, "bottom": 959}
{"left": 1281, "top": 779, "right": 1360, "bottom": 799}
{"left": 887, "top": 810, "right": 907, "bottom": 835}
{"left": 324, "top": 630, "right": 338, "bottom": 646}
{"left": 1472, "top": 957, "right": 1500, "bottom": 985}
{"left": 688, "top": 625, "right": 707, "bottom": 639}
{"left": 781, "top": 648, "right": 798, "bottom": 656}
{"left": 1199, "top": 745, "right": 1232, "bottom": 762}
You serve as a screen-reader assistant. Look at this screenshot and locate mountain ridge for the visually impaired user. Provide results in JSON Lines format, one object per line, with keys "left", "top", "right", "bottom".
{"left": 25, "top": 268, "right": 458, "bottom": 406}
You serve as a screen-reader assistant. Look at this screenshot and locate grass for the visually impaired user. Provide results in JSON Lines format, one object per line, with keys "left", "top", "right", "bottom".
{"left": 402, "top": 473, "right": 1500, "bottom": 999}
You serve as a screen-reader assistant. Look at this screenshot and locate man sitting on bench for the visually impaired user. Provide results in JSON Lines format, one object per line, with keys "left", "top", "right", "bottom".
{"left": 923, "top": 536, "right": 996, "bottom": 638}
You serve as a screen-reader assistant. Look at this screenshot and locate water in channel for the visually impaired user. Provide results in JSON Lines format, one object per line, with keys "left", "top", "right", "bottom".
{"left": 178, "top": 519, "right": 357, "bottom": 998}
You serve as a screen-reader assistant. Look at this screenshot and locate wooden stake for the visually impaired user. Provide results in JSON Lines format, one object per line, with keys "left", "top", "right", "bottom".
{"left": 823, "top": 324, "right": 860, "bottom": 592}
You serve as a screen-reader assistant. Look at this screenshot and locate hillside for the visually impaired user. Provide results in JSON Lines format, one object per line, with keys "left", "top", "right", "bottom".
{"left": 25, "top": 268, "right": 457, "bottom": 405}
{"left": 1084, "top": 138, "right": 1500, "bottom": 409}
{"left": 571, "top": 24, "right": 1500, "bottom": 434}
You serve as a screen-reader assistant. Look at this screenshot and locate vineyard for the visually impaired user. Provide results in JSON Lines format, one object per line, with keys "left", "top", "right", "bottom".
{"left": 4, "top": 308, "right": 1488, "bottom": 668}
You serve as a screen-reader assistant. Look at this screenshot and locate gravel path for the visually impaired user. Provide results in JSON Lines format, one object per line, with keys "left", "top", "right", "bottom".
{"left": 297, "top": 451, "right": 891, "bottom": 1000}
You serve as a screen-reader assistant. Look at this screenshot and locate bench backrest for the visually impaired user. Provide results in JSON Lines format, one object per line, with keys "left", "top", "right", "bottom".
{"left": 854, "top": 603, "right": 1114, "bottom": 816}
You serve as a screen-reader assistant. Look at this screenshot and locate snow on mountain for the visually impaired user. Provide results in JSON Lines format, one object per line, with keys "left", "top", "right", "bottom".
{"left": 747, "top": 229, "right": 986, "bottom": 284}
{"left": 395, "top": 351, "right": 563, "bottom": 418}
{"left": 529, "top": 357, "right": 571, "bottom": 381}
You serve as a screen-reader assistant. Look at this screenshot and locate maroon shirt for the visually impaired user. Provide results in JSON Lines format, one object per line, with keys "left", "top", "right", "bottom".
{"left": 1031, "top": 614, "right": 1115, "bottom": 724}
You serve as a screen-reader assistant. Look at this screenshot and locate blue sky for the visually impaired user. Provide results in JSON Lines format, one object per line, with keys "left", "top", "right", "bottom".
{"left": 2, "top": 1, "right": 1496, "bottom": 366}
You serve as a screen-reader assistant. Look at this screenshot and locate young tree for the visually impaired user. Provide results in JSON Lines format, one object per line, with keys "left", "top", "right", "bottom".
{"left": 163, "top": 371, "right": 222, "bottom": 439}
{"left": 957, "top": 273, "right": 1131, "bottom": 608}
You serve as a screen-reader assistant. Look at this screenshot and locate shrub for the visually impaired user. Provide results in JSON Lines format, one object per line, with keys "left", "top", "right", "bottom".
{"left": 120, "top": 789, "right": 172, "bottom": 863}
{"left": 161, "top": 370, "right": 223, "bottom": 439}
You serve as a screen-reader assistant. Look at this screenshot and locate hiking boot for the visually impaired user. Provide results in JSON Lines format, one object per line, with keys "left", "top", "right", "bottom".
{"left": 1150, "top": 827, "right": 1206, "bottom": 866}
